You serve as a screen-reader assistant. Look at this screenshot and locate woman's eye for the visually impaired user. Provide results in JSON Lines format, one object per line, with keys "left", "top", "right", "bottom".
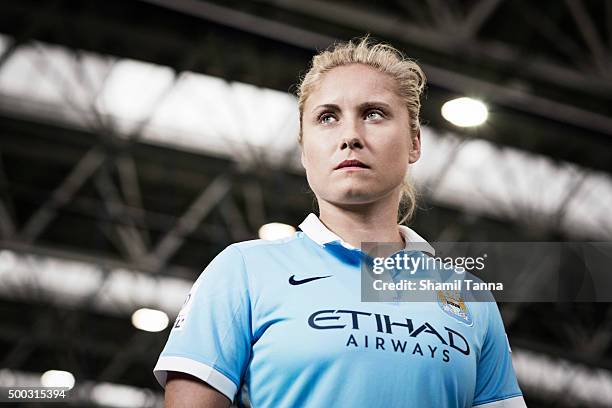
{"left": 365, "top": 110, "right": 384, "bottom": 120}
{"left": 319, "top": 114, "right": 337, "bottom": 124}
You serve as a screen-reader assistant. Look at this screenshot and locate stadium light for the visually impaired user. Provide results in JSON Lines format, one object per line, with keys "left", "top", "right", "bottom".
{"left": 441, "top": 97, "right": 488, "bottom": 127}
{"left": 40, "top": 370, "right": 75, "bottom": 389}
{"left": 0, "top": 250, "right": 16, "bottom": 271}
{"left": 131, "top": 308, "right": 169, "bottom": 332}
{"left": 91, "top": 382, "right": 156, "bottom": 408}
{"left": 258, "top": 223, "right": 296, "bottom": 240}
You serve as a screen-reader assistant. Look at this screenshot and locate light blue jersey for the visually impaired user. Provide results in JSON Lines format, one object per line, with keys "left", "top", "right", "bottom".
{"left": 154, "top": 213, "right": 525, "bottom": 407}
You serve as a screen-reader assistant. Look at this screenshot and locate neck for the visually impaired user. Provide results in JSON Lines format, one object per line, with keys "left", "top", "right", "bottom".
{"left": 317, "top": 191, "right": 404, "bottom": 249}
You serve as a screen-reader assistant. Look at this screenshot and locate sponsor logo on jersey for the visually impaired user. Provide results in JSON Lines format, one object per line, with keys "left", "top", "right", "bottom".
{"left": 288, "top": 274, "right": 331, "bottom": 285}
{"left": 307, "top": 308, "right": 471, "bottom": 362}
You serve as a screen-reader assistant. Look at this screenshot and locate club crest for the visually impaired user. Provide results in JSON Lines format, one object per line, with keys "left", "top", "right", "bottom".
{"left": 437, "top": 290, "right": 473, "bottom": 326}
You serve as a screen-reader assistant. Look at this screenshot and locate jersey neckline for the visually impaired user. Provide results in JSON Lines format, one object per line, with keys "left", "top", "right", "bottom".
{"left": 297, "top": 213, "right": 436, "bottom": 256}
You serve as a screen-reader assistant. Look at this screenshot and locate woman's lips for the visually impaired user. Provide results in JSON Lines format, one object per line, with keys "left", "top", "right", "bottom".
{"left": 335, "top": 159, "right": 369, "bottom": 170}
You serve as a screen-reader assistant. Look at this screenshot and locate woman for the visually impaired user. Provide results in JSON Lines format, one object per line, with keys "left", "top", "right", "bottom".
{"left": 154, "top": 37, "right": 526, "bottom": 408}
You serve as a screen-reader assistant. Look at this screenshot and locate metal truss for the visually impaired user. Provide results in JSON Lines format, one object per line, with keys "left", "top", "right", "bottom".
{"left": 140, "top": 0, "right": 612, "bottom": 136}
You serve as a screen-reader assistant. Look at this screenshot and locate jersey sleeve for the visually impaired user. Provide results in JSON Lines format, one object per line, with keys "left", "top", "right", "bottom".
{"left": 472, "top": 302, "right": 527, "bottom": 408}
{"left": 153, "top": 244, "right": 252, "bottom": 402}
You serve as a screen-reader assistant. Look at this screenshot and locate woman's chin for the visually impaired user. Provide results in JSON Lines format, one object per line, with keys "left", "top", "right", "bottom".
{"left": 319, "top": 184, "right": 401, "bottom": 207}
{"left": 324, "top": 192, "right": 386, "bottom": 207}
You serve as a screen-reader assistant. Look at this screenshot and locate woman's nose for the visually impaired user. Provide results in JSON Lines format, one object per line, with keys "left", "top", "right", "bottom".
{"left": 341, "top": 137, "right": 363, "bottom": 150}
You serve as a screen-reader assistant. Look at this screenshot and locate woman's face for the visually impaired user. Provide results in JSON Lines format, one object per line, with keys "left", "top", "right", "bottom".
{"left": 301, "top": 63, "right": 421, "bottom": 207}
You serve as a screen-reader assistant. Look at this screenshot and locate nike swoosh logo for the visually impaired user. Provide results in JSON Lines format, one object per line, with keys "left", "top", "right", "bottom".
{"left": 288, "top": 274, "right": 332, "bottom": 286}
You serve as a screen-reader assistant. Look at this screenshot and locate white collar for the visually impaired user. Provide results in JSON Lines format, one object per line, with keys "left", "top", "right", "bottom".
{"left": 298, "top": 213, "right": 435, "bottom": 256}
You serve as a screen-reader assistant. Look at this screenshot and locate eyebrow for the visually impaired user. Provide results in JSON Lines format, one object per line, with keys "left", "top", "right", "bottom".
{"left": 311, "top": 101, "right": 393, "bottom": 113}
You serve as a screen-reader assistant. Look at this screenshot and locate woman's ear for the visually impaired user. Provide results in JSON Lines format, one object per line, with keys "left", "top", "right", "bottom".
{"left": 408, "top": 128, "right": 421, "bottom": 164}
{"left": 301, "top": 150, "right": 307, "bottom": 170}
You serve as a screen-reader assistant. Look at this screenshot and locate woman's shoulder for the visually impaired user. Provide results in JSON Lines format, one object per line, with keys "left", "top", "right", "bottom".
{"left": 226, "top": 231, "right": 307, "bottom": 254}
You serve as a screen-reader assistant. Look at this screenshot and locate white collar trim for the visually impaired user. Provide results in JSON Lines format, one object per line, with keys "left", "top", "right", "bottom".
{"left": 298, "top": 213, "right": 435, "bottom": 255}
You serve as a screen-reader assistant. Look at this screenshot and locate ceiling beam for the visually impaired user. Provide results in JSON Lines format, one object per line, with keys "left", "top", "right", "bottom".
{"left": 19, "top": 147, "right": 106, "bottom": 243}
{"left": 461, "top": 0, "right": 504, "bottom": 38}
{"left": 566, "top": 0, "right": 611, "bottom": 77}
{"left": 141, "top": 0, "right": 612, "bottom": 137}
{"left": 254, "top": 0, "right": 612, "bottom": 96}
{"left": 140, "top": 0, "right": 333, "bottom": 50}
{"left": 142, "top": 174, "right": 232, "bottom": 271}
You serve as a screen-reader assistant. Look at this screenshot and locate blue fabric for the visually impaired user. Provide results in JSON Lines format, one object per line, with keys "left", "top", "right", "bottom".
{"left": 156, "top": 231, "right": 522, "bottom": 407}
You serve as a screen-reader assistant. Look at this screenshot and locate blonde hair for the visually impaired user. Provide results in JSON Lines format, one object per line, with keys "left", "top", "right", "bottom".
{"left": 296, "top": 36, "right": 426, "bottom": 224}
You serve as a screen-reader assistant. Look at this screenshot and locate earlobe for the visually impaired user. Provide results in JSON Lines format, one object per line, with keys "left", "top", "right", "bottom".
{"left": 301, "top": 150, "right": 307, "bottom": 169}
{"left": 409, "top": 128, "right": 422, "bottom": 164}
